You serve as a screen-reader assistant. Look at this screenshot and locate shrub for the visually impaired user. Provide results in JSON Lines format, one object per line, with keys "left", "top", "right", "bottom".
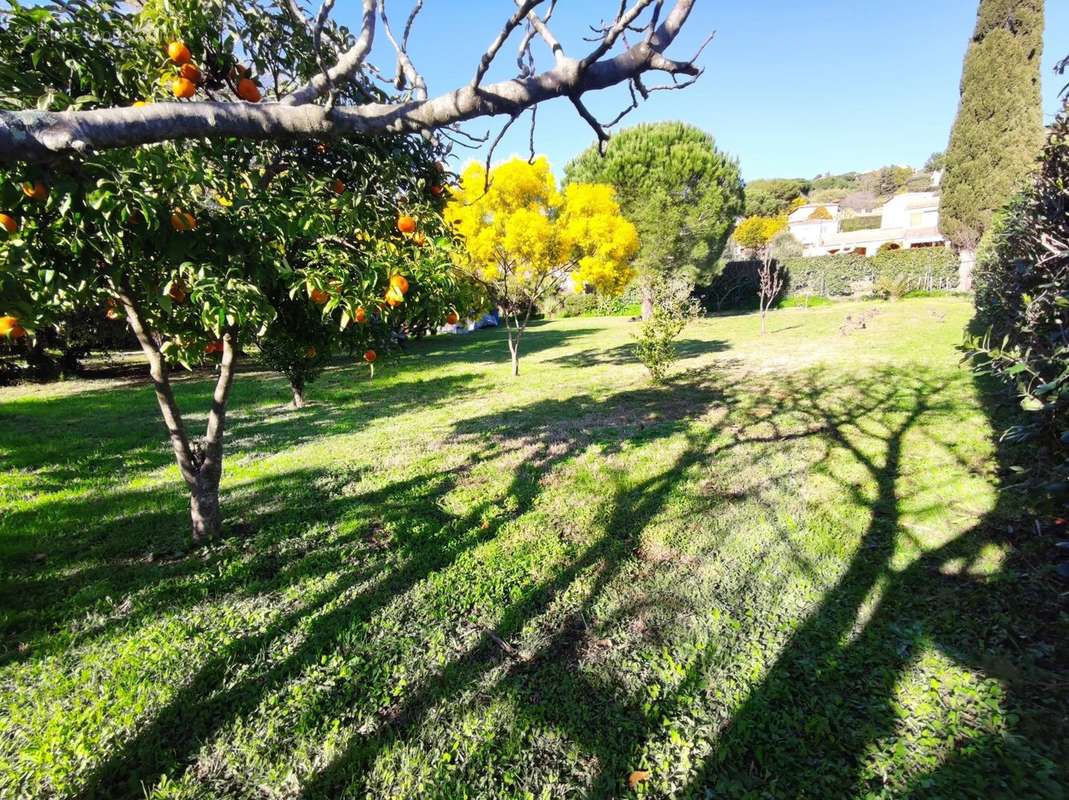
{"left": 840, "top": 215, "right": 881, "bottom": 232}
{"left": 967, "top": 100, "right": 1069, "bottom": 500}
{"left": 634, "top": 275, "right": 701, "bottom": 382}
{"left": 873, "top": 273, "right": 909, "bottom": 301}
{"left": 558, "top": 293, "right": 601, "bottom": 318}
{"left": 808, "top": 205, "right": 833, "bottom": 220}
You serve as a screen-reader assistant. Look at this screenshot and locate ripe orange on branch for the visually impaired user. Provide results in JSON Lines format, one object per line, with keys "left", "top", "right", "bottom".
{"left": 331, "top": 179, "right": 346, "bottom": 195}
{"left": 236, "top": 78, "right": 262, "bottom": 103}
{"left": 0, "top": 315, "right": 22, "bottom": 336}
{"left": 170, "top": 211, "right": 196, "bottom": 232}
{"left": 179, "top": 63, "right": 202, "bottom": 83}
{"left": 396, "top": 215, "right": 417, "bottom": 234}
{"left": 355, "top": 306, "right": 367, "bottom": 324}
{"left": 310, "top": 288, "right": 330, "bottom": 304}
{"left": 446, "top": 311, "right": 459, "bottom": 325}
{"left": 21, "top": 181, "right": 48, "bottom": 202}
{"left": 389, "top": 274, "right": 409, "bottom": 295}
{"left": 167, "top": 41, "right": 191, "bottom": 65}
{"left": 0, "top": 213, "right": 17, "bottom": 234}
{"left": 172, "top": 77, "right": 196, "bottom": 99}
{"left": 363, "top": 349, "right": 377, "bottom": 363}
{"left": 384, "top": 286, "right": 404, "bottom": 307}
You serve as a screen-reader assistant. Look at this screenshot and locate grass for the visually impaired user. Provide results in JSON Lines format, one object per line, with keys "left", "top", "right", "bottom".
{"left": 0, "top": 297, "right": 1065, "bottom": 799}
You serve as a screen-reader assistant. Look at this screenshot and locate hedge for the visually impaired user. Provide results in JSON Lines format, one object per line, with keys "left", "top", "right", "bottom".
{"left": 839, "top": 215, "right": 881, "bottom": 232}
{"left": 786, "top": 248, "right": 958, "bottom": 296}
{"left": 702, "top": 248, "right": 960, "bottom": 309}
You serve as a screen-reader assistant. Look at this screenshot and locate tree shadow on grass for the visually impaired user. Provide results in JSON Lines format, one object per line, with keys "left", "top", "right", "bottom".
{"left": 298, "top": 366, "right": 1067, "bottom": 798}
{"left": 67, "top": 373, "right": 735, "bottom": 799}
{"left": 6, "top": 353, "right": 1066, "bottom": 797}
{"left": 0, "top": 369, "right": 482, "bottom": 666}
{"left": 545, "top": 338, "right": 730, "bottom": 369}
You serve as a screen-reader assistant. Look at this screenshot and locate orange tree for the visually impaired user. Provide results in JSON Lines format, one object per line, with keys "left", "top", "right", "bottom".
{"left": 0, "top": 3, "right": 472, "bottom": 540}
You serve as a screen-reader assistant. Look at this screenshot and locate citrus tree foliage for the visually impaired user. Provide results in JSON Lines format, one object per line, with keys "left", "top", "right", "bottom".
{"left": 940, "top": 0, "right": 1044, "bottom": 250}
{"left": 446, "top": 157, "right": 638, "bottom": 376}
{"left": 564, "top": 122, "right": 743, "bottom": 314}
{"left": 968, "top": 98, "right": 1069, "bottom": 500}
{"left": 0, "top": 0, "right": 471, "bottom": 540}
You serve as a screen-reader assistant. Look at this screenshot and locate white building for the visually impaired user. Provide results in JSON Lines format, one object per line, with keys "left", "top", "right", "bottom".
{"left": 787, "top": 192, "right": 946, "bottom": 257}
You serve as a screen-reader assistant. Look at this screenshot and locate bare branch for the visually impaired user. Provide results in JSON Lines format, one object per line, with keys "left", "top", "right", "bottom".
{"left": 283, "top": 0, "right": 376, "bottom": 106}
{"left": 582, "top": 0, "right": 656, "bottom": 68}
{"left": 568, "top": 95, "right": 609, "bottom": 153}
{"left": 485, "top": 112, "right": 522, "bottom": 187}
{"left": 380, "top": 0, "right": 427, "bottom": 100}
{"left": 474, "top": 0, "right": 544, "bottom": 88}
{"left": 1, "top": 0, "right": 704, "bottom": 163}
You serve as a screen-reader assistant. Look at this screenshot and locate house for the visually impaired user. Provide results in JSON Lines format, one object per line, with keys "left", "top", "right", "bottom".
{"left": 787, "top": 192, "right": 947, "bottom": 257}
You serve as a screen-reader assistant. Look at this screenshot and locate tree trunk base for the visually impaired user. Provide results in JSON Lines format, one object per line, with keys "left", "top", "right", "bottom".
{"left": 190, "top": 482, "right": 222, "bottom": 542}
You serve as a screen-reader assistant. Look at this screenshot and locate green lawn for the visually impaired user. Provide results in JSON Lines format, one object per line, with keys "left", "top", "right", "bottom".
{"left": 1, "top": 298, "right": 1065, "bottom": 799}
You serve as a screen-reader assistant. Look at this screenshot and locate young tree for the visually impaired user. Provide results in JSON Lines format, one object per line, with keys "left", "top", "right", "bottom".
{"left": 732, "top": 215, "right": 786, "bottom": 334}
{"left": 633, "top": 273, "right": 701, "bottom": 382}
{"left": 564, "top": 122, "right": 744, "bottom": 319}
{"left": 446, "top": 157, "right": 638, "bottom": 376}
{"left": 940, "top": 0, "right": 1045, "bottom": 289}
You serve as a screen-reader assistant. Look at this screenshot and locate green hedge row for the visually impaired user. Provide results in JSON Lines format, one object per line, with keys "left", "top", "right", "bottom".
{"left": 785, "top": 248, "right": 959, "bottom": 296}
{"left": 702, "top": 248, "right": 960, "bottom": 309}
{"left": 839, "top": 215, "right": 881, "bottom": 232}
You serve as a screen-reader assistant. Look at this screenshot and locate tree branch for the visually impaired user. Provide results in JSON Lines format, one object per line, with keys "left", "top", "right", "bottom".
{"left": 282, "top": 0, "right": 377, "bottom": 106}
{"left": 110, "top": 283, "right": 198, "bottom": 488}
{"left": 0, "top": 0, "right": 701, "bottom": 163}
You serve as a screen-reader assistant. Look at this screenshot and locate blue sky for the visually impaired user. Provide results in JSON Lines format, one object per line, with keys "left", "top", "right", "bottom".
{"left": 344, "top": 1, "right": 1069, "bottom": 181}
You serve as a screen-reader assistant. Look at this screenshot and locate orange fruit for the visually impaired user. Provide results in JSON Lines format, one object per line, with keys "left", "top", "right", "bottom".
{"left": 389, "top": 274, "right": 409, "bottom": 295}
{"left": 21, "top": 181, "right": 48, "bottom": 202}
{"left": 314, "top": 142, "right": 329, "bottom": 155}
{"left": 179, "top": 63, "right": 202, "bottom": 83}
{"left": 169, "top": 282, "right": 188, "bottom": 303}
{"left": 430, "top": 184, "right": 444, "bottom": 197}
{"left": 363, "top": 349, "right": 377, "bottom": 363}
{"left": 0, "top": 213, "right": 17, "bottom": 234}
{"left": 384, "top": 286, "right": 404, "bottom": 307}
{"left": 167, "top": 41, "right": 191, "bottom": 65}
{"left": 236, "top": 78, "right": 261, "bottom": 103}
{"left": 446, "top": 311, "right": 459, "bottom": 325}
{"left": 106, "top": 308, "right": 121, "bottom": 320}
{"left": 310, "top": 288, "right": 329, "bottom": 304}
{"left": 9, "top": 325, "right": 26, "bottom": 339}
{"left": 172, "top": 77, "right": 196, "bottom": 99}
{"left": 204, "top": 341, "right": 224, "bottom": 354}
{"left": 332, "top": 179, "right": 346, "bottom": 195}
{"left": 305, "top": 345, "right": 317, "bottom": 359}
{"left": 0, "top": 315, "right": 18, "bottom": 335}
{"left": 413, "top": 232, "right": 427, "bottom": 246}
{"left": 355, "top": 306, "right": 367, "bottom": 324}
{"left": 396, "top": 215, "right": 416, "bottom": 234}
{"left": 170, "top": 211, "right": 196, "bottom": 231}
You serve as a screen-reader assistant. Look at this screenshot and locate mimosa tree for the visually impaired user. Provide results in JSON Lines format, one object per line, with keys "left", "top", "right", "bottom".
{"left": 446, "top": 157, "right": 638, "bottom": 376}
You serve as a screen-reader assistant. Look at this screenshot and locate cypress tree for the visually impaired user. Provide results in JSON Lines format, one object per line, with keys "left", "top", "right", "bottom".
{"left": 565, "top": 122, "right": 744, "bottom": 316}
{"left": 940, "top": 0, "right": 1044, "bottom": 287}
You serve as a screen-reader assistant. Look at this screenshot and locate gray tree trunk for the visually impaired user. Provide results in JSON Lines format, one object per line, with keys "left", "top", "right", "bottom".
{"left": 190, "top": 475, "right": 222, "bottom": 541}
{"left": 957, "top": 248, "right": 976, "bottom": 292}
